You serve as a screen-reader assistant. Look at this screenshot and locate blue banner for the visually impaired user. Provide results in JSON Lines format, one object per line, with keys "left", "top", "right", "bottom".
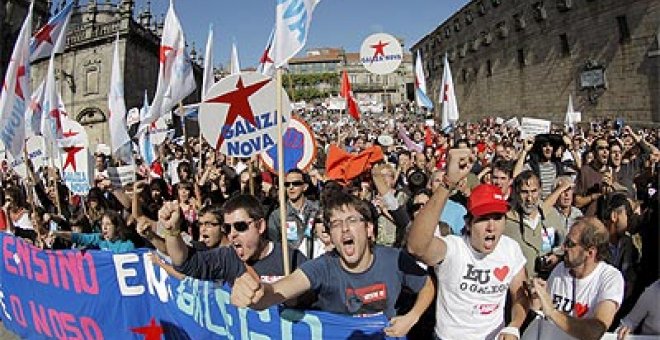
{"left": 0, "top": 234, "right": 400, "bottom": 339}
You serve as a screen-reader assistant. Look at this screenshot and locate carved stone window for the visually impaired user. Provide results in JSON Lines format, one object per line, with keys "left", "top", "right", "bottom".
{"left": 471, "top": 37, "right": 480, "bottom": 52}
{"left": 465, "top": 10, "right": 474, "bottom": 25}
{"left": 514, "top": 13, "right": 527, "bottom": 31}
{"left": 496, "top": 21, "right": 509, "bottom": 39}
{"left": 491, "top": 0, "right": 501, "bottom": 7}
{"left": 482, "top": 31, "right": 493, "bottom": 45}
{"left": 77, "top": 107, "right": 107, "bottom": 125}
{"left": 477, "top": 1, "right": 487, "bottom": 16}
{"left": 85, "top": 65, "right": 99, "bottom": 95}
{"left": 444, "top": 26, "right": 451, "bottom": 38}
{"left": 557, "top": 0, "right": 572, "bottom": 11}
{"left": 454, "top": 19, "right": 461, "bottom": 32}
{"left": 533, "top": 2, "right": 548, "bottom": 21}
{"left": 459, "top": 43, "right": 468, "bottom": 58}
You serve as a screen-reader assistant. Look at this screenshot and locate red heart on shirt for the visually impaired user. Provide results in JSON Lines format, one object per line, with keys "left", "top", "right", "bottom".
{"left": 575, "top": 303, "right": 589, "bottom": 317}
{"left": 493, "top": 266, "right": 509, "bottom": 281}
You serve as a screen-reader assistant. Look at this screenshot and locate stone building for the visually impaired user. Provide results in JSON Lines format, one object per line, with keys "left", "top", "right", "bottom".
{"left": 3, "top": 0, "right": 202, "bottom": 150}
{"left": 287, "top": 46, "right": 414, "bottom": 109}
{"left": 412, "top": 0, "right": 660, "bottom": 125}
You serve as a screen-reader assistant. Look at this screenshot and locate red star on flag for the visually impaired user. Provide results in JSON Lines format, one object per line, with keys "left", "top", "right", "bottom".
{"left": 131, "top": 318, "right": 164, "bottom": 340}
{"left": 369, "top": 40, "right": 389, "bottom": 63}
{"left": 62, "top": 145, "right": 84, "bottom": 171}
{"left": 62, "top": 129, "right": 78, "bottom": 138}
{"left": 49, "top": 108, "right": 63, "bottom": 133}
{"left": 159, "top": 46, "right": 174, "bottom": 63}
{"left": 205, "top": 76, "right": 271, "bottom": 149}
{"left": 33, "top": 23, "right": 56, "bottom": 48}
{"left": 259, "top": 46, "right": 273, "bottom": 65}
{"left": 15, "top": 66, "right": 26, "bottom": 100}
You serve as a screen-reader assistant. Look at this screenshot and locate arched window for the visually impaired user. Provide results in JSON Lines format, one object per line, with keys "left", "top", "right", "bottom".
{"left": 77, "top": 107, "right": 106, "bottom": 125}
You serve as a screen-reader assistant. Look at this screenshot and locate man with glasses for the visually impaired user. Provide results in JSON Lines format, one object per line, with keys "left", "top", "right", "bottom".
{"left": 407, "top": 148, "right": 529, "bottom": 340}
{"left": 160, "top": 194, "right": 306, "bottom": 284}
{"left": 267, "top": 168, "right": 320, "bottom": 258}
{"left": 231, "top": 189, "right": 434, "bottom": 337}
{"left": 530, "top": 217, "right": 624, "bottom": 339}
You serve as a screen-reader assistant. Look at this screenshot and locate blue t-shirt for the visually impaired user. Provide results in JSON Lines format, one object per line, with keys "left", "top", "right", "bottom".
{"left": 299, "top": 245, "right": 428, "bottom": 318}
{"left": 71, "top": 233, "right": 135, "bottom": 253}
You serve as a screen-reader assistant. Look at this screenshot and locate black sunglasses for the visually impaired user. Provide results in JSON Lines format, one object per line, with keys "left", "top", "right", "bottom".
{"left": 222, "top": 219, "right": 255, "bottom": 234}
{"left": 284, "top": 181, "right": 305, "bottom": 188}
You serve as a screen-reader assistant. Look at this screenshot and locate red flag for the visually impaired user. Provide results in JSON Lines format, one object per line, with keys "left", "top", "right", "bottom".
{"left": 325, "top": 144, "right": 383, "bottom": 184}
{"left": 340, "top": 70, "right": 360, "bottom": 121}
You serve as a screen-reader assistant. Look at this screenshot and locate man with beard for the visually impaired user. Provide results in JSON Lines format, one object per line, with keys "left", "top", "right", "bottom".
{"left": 406, "top": 150, "right": 529, "bottom": 340}
{"left": 231, "top": 190, "right": 435, "bottom": 338}
{"left": 161, "top": 194, "right": 306, "bottom": 284}
{"left": 530, "top": 217, "right": 624, "bottom": 340}
{"left": 504, "top": 170, "right": 562, "bottom": 278}
{"left": 574, "top": 137, "right": 612, "bottom": 216}
{"left": 267, "top": 168, "right": 320, "bottom": 258}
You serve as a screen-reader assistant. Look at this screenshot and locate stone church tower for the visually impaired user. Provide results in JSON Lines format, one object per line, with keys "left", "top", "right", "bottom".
{"left": 5, "top": 0, "right": 201, "bottom": 150}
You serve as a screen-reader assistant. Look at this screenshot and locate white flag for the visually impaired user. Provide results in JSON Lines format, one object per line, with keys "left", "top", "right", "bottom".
{"left": 0, "top": 3, "right": 32, "bottom": 158}
{"left": 41, "top": 55, "right": 64, "bottom": 142}
{"left": 258, "top": 27, "right": 276, "bottom": 77}
{"left": 25, "top": 80, "right": 45, "bottom": 138}
{"left": 414, "top": 51, "right": 433, "bottom": 109}
{"left": 272, "top": 0, "right": 321, "bottom": 68}
{"left": 143, "top": 0, "right": 196, "bottom": 130}
{"left": 29, "top": 2, "right": 73, "bottom": 62}
{"left": 108, "top": 34, "right": 132, "bottom": 164}
{"left": 440, "top": 54, "right": 459, "bottom": 129}
{"left": 230, "top": 41, "right": 241, "bottom": 74}
{"left": 202, "top": 25, "right": 214, "bottom": 100}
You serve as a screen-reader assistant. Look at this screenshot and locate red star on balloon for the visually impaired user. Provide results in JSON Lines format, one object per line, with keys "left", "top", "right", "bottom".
{"left": 205, "top": 76, "right": 271, "bottom": 149}
{"left": 33, "top": 23, "right": 56, "bottom": 47}
{"left": 159, "top": 46, "right": 174, "bottom": 63}
{"left": 131, "top": 318, "right": 164, "bottom": 340}
{"left": 62, "top": 145, "right": 84, "bottom": 171}
{"left": 370, "top": 40, "right": 389, "bottom": 63}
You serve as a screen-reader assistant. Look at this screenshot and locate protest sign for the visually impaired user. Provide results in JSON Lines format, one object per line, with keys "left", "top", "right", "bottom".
{"left": 504, "top": 117, "right": 520, "bottom": 130}
{"left": 520, "top": 117, "right": 551, "bottom": 139}
{"left": 107, "top": 165, "right": 136, "bottom": 188}
{"left": 0, "top": 234, "right": 398, "bottom": 339}
{"left": 199, "top": 72, "right": 292, "bottom": 158}
{"left": 360, "top": 33, "right": 403, "bottom": 75}
{"left": 56, "top": 116, "right": 93, "bottom": 195}
{"left": 0, "top": 136, "right": 48, "bottom": 179}
{"left": 260, "top": 115, "right": 317, "bottom": 173}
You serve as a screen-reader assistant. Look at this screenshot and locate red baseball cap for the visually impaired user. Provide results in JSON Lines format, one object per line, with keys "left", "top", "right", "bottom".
{"left": 468, "top": 184, "right": 509, "bottom": 217}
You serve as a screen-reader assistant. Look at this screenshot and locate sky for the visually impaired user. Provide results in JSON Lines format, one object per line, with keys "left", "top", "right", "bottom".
{"left": 138, "top": 0, "right": 469, "bottom": 69}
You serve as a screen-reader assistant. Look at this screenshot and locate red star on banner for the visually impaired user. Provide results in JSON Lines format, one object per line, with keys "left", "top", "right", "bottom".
{"left": 131, "top": 318, "right": 164, "bottom": 340}
{"left": 33, "top": 24, "right": 56, "bottom": 48}
{"left": 62, "top": 145, "right": 84, "bottom": 171}
{"left": 15, "top": 66, "right": 26, "bottom": 100}
{"left": 369, "top": 40, "right": 389, "bottom": 63}
{"left": 159, "top": 46, "right": 174, "bottom": 63}
{"left": 205, "top": 76, "right": 271, "bottom": 149}
{"left": 443, "top": 83, "right": 450, "bottom": 102}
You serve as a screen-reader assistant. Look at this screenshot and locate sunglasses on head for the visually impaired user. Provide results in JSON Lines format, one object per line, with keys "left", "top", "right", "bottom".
{"left": 284, "top": 181, "right": 305, "bottom": 188}
{"left": 222, "top": 219, "right": 255, "bottom": 234}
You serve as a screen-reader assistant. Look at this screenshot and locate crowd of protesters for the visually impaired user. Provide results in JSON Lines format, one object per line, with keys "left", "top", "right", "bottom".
{"left": 0, "top": 106, "right": 658, "bottom": 339}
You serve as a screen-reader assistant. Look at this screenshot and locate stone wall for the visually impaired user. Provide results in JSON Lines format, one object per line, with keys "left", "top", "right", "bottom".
{"left": 413, "top": 0, "right": 660, "bottom": 125}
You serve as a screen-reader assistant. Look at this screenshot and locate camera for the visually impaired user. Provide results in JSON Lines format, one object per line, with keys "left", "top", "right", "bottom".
{"left": 407, "top": 170, "right": 428, "bottom": 193}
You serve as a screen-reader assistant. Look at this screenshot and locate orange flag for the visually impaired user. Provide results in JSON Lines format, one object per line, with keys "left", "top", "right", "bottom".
{"left": 325, "top": 144, "right": 384, "bottom": 184}
{"left": 340, "top": 70, "right": 361, "bottom": 121}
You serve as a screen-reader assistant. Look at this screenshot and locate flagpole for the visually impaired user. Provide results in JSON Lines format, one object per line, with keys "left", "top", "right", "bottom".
{"left": 276, "top": 68, "right": 290, "bottom": 275}
{"left": 23, "top": 141, "right": 36, "bottom": 213}
{"left": 248, "top": 158, "right": 255, "bottom": 195}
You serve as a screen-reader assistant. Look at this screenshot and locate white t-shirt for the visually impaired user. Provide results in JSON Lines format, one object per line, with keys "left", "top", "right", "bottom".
{"left": 434, "top": 235, "right": 526, "bottom": 339}
{"left": 538, "top": 261, "right": 624, "bottom": 339}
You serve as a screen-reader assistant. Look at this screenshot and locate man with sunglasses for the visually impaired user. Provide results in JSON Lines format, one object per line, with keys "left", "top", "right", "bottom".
{"left": 161, "top": 194, "right": 306, "bottom": 284}
{"left": 267, "top": 168, "right": 320, "bottom": 258}
{"left": 530, "top": 217, "right": 624, "bottom": 340}
{"left": 407, "top": 149, "right": 529, "bottom": 340}
{"left": 231, "top": 189, "right": 434, "bottom": 337}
